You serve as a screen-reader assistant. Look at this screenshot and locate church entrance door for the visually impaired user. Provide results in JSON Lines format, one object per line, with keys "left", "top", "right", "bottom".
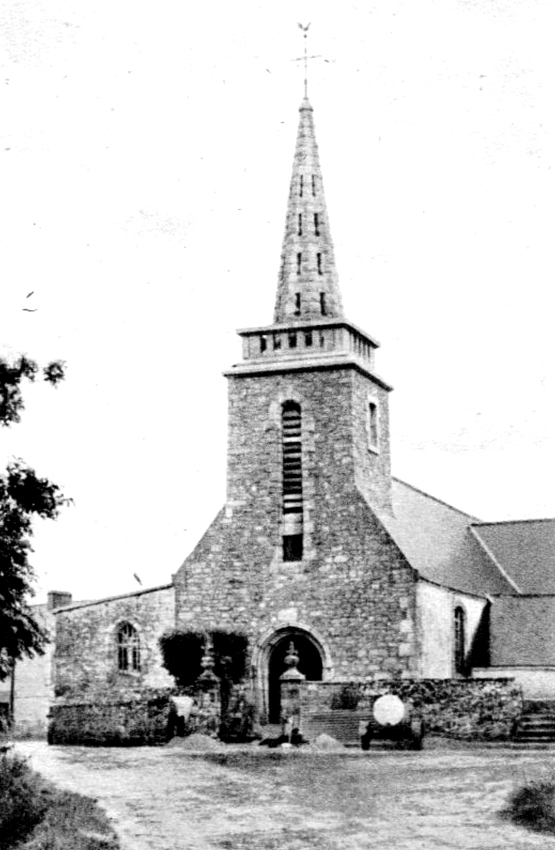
{"left": 268, "top": 632, "right": 323, "bottom": 723}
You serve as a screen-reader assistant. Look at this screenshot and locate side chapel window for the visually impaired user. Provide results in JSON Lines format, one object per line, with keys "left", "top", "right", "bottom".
{"left": 454, "top": 606, "right": 466, "bottom": 676}
{"left": 117, "top": 622, "right": 141, "bottom": 672}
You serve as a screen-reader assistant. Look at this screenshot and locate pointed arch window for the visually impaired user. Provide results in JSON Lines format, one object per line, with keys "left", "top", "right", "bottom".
{"left": 454, "top": 607, "right": 466, "bottom": 676}
{"left": 117, "top": 622, "right": 141, "bottom": 672}
{"left": 282, "top": 401, "right": 303, "bottom": 561}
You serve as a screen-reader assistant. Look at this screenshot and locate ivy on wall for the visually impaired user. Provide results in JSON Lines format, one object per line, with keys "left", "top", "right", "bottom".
{"left": 158, "top": 629, "right": 249, "bottom": 689}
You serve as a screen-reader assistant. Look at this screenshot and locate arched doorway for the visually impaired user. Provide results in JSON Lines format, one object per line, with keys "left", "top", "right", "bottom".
{"left": 267, "top": 632, "right": 323, "bottom": 723}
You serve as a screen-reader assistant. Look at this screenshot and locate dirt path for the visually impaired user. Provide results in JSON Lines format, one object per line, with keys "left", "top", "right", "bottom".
{"left": 15, "top": 741, "right": 555, "bottom": 849}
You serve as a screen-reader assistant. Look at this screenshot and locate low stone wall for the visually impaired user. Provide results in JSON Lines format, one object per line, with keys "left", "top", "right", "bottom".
{"left": 283, "top": 678, "right": 523, "bottom": 741}
{"left": 48, "top": 692, "right": 173, "bottom": 746}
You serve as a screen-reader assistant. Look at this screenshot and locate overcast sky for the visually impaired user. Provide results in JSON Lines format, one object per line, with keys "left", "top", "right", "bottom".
{"left": 1, "top": 0, "right": 554, "bottom": 603}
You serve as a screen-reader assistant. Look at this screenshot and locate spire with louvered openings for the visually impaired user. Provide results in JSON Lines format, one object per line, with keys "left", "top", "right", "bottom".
{"left": 274, "top": 98, "right": 344, "bottom": 324}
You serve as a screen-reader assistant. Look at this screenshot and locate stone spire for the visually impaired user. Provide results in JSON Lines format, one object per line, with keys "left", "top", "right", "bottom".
{"left": 274, "top": 98, "right": 344, "bottom": 323}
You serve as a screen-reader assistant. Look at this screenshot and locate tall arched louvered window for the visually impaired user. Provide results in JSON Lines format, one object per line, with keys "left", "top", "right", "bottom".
{"left": 117, "top": 622, "right": 141, "bottom": 672}
{"left": 454, "top": 607, "right": 466, "bottom": 676}
{"left": 282, "top": 401, "right": 303, "bottom": 561}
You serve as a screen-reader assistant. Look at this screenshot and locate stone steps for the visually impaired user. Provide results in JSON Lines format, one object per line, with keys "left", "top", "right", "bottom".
{"left": 514, "top": 705, "right": 555, "bottom": 743}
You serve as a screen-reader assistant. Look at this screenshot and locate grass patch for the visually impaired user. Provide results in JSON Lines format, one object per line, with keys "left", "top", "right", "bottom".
{"left": 0, "top": 752, "right": 119, "bottom": 849}
{"left": 506, "top": 777, "right": 555, "bottom": 835}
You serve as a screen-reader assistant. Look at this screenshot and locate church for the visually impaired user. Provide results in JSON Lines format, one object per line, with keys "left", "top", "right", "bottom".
{"left": 7, "top": 91, "right": 555, "bottom": 741}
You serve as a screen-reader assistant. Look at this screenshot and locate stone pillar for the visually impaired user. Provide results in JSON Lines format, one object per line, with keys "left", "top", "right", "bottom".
{"left": 280, "top": 642, "right": 305, "bottom": 732}
{"left": 194, "top": 635, "right": 221, "bottom": 736}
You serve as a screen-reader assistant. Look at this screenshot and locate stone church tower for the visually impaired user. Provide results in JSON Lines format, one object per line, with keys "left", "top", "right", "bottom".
{"left": 173, "top": 96, "right": 418, "bottom": 722}
{"left": 44, "top": 89, "right": 535, "bottom": 745}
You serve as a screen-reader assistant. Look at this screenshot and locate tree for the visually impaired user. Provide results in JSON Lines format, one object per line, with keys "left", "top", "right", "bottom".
{"left": 0, "top": 355, "right": 66, "bottom": 680}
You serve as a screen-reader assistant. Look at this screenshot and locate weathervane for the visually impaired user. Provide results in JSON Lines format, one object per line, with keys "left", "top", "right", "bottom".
{"left": 294, "top": 23, "right": 332, "bottom": 98}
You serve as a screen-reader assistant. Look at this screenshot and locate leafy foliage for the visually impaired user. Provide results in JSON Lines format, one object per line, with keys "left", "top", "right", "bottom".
{"left": 159, "top": 630, "right": 204, "bottom": 688}
{"left": 159, "top": 629, "right": 249, "bottom": 690}
{"left": 0, "top": 753, "right": 119, "bottom": 849}
{"left": 0, "top": 356, "right": 64, "bottom": 427}
{"left": 212, "top": 630, "right": 249, "bottom": 683}
{"left": 0, "top": 355, "right": 67, "bottom": 680}
{"left": 0, "top": 753, "right": 50, "bottom": 847}
{"left": 330, "top": 684, "right": 360, "bottom": 710}
{"left": 507, "top": 778, "right": 555, "bottom": 834}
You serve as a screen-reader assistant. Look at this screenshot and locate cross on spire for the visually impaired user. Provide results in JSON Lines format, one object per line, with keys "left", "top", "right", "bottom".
{"left": 295, "top": 22, "right": 322, "bottom": 99}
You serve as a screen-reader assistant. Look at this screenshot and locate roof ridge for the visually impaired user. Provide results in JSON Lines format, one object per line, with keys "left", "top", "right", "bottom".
{"left": 53, "top": 583, "right": 173, "bottom": 613}
{"left": 391, "top": 475, "right": 481, "bottom": 522}
{"left": 472, "top": 517, "right": 555, "bottom": 527}
{"left": 469, "top": 526, "right": 522, "bottom": 594}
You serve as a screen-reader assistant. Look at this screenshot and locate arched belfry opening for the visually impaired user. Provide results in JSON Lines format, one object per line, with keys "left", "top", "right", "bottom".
{"left": 256, "top": 626, "right": 326, "bottom": 724}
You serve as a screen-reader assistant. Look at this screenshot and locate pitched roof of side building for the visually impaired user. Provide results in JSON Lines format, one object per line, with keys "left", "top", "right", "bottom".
{"left": 471, "top": 519, "right": 555, "bottom": 595}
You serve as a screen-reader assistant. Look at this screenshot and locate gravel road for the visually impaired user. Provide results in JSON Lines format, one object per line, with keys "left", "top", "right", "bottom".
{"left": 15, "top": 741, "right": 555, "bottom": 849}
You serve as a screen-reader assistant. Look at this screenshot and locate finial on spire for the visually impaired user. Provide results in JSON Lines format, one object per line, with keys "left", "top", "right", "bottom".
{"left": 297, "top": 22, "right": 311, "bottom": 98}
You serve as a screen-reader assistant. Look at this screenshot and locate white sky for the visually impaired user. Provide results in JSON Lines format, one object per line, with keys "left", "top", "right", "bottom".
{"left": 1, "top": 0, "right": 554, "bottom": 603}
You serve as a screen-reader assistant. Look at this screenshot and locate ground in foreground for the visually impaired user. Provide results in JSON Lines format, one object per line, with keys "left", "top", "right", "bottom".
{"left": 15, "top": 741, "right": 555, "bottom": 850}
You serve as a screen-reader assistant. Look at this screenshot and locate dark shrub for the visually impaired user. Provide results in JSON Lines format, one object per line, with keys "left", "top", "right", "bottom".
{"left": 0, "top": 753, "right": 50, "bottom": 847}
{"left": 159, "top": 630, "right": 205, "bottom": 688}
{"left": 159, "top": 629, "right": 249, "bottom": 689}
{"left": 212, "top": 631, "right": 249, "bottom": 683}
{"left": 330, "top": 684, "right": 360, "bottom": 710}
{"left": 507, "top": 779, "right": 555, "bottom": 834}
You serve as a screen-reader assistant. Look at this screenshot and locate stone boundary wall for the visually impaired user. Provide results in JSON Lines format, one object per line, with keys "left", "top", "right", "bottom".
{"left": 48, "top": 692, "right": 173, "bottom": 746}
{"left": 282, "top": 678, "right": 523, "bottom": 741}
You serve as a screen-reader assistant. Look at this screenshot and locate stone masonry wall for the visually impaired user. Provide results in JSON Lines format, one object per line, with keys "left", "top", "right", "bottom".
{"left": 10, "top": 604, "right": 55, "bottom": 737}
{"left": 48, "top": 692, "right": 172, "bottom": 746}
{"left": 174, "top": 366, "right": 417, "bottom": 686}
{"left": 54, "top": 586, "right": 175, "bottom": 700}
{"left": 288, "top": 678, "right": 523, "bottom": 741}
{"left": 351, "top": 370, "right": 392, "bottom": 515}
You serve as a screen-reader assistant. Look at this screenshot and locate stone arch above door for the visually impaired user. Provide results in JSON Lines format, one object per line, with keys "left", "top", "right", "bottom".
{"left": 253, "top": 623, "right": 332, "bottom": 723}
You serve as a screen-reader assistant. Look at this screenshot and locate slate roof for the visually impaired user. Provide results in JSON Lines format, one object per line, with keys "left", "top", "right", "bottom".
{"left": 376, "top": 478, "right": 515, "bottom": 596}
{"left": 471, "top": 519, "right": 555, "bottom": 594}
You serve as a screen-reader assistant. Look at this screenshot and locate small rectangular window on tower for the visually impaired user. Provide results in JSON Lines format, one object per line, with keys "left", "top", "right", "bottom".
{"left": 283, "top": 534, "right": 303, "bottom": 561}
{"left": 294, "top": 293, "right": 301, "bottom": 316}
{"left": 297, "top": 253, "right": 302, "bottom": 275}
{"left": 368, "top": 400, "right": 379, "bottom": 451}
{"left": 288, "top": 332, "right": 297, "bottom": 349}
{"left": 260, "top": 335, "right": 267, "bottom": 354}
{"left": 314, "top": 213, "right": 320, "bottom": 236}
{"left": 304, "top": 330, "right": 313, "bottom": 347}
{"left": 299, "top": 175, "right": 303, "bottom": 197}
{"left": 298, "top": 214, "right": 302, "bottom": 236}
{"left": 312, "top": 175, "right": 317, "bottom": 196}
{"left": 320, "top": 292, "right": 327, "bottom": 316}
{"left": 273, "top": 333, "right": 282, "bottom": 350}
{"left": 317, "top": 253, "right": 323, "bottom": 275}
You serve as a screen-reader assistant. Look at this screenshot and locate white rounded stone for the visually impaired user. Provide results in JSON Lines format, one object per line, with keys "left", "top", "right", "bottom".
{"left": 373, "top": 694, "right": 405, "bottom": 726}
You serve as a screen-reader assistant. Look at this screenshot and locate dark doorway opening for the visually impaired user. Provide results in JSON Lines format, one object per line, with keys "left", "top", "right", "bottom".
{"left": 268, "top": 633, "right": 323, "bottom": 723}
